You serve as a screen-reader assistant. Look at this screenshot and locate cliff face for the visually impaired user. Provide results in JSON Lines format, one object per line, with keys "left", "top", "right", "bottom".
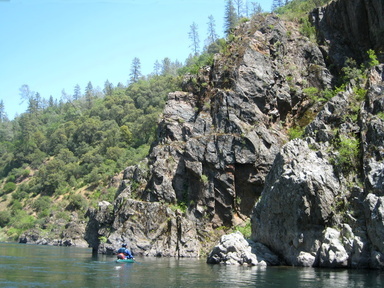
{"left": 311, "top": 0, "right": 384, "bottom": 68}
{"left": 85, "top": 0, "right": 384, "bottom": 268}
{"left": 252, "top": 64, "right": 384, "bottom": 268}
{"left": 85, "top": 13, "right": 331, "bottom": 257}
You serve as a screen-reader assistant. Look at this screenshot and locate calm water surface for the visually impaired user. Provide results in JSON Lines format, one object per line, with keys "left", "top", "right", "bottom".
{"left": 0, "top": 242, "right": 383, "bottom": 288}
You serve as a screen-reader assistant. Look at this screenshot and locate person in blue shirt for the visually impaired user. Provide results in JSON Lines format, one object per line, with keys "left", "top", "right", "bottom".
{"left": 116, "top": 243, "right": 133, "bottom": 259}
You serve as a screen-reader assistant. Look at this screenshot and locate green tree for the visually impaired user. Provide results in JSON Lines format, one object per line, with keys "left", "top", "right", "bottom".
{"left": 85, "top": 81, "right": 94, "bottom": 109}
{"left": 153, "top": 60, "right": 161, "bottom": 76}
{"left": 189, "top": 22, "right": 200, "bottom": 56}
{"left": 206, "top": 15, "right": 218, "bottom": 47}
{"left": 73, "top": 84, "right": 81, "bottom": 100}
{"left": 162, "top": 57, "right": 172, "bottom": 75}
{"left": 233, "top": 0, "right": 244, "bottom": 17}
{"left": 0, "top": 100, "right": 7, "bottom": 122}
{"left": 48, "top": 95, "right": 55, "bottom": 107}
{"left": 250, "top": 1, "right": 263, "bottom": 15}
{"left": 130, "top": 57, "right": 142, "bottom": 83}
{"left": 103, "top": 80, "right": 113, "bottom": 96}
{"left": 224, "top": 0, "right": 238, "bottom": 36}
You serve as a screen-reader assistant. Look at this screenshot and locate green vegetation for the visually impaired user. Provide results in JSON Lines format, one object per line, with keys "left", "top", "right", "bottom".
{"left": 201, "top": 174, "right": 209, "bottom": 184}
{"left": 276, "top": 0, "right": 331, "bottom": 40}
{"left": 288, "top": 126, "right": 304, "bottom": 140}
{"left": 276, "top": 0, "right": 331, "bottom": 20}
{"left": 331, "top": 135, "right": 360, "bottom": 173}
{"left": 233, "top": 218, "right": 252, "bottom": 239}
{"left": 0, "top": 69, "right": 184, "bottom": 239}
{"left": 169, "top": 202, "right": 187, "bottom": 214}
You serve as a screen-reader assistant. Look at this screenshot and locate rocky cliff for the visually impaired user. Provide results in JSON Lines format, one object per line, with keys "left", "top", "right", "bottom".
{"left": 84, "top": 0, "right": 384, "bottom": 268}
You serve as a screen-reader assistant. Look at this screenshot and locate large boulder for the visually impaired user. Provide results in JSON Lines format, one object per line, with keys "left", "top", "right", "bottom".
{"left": 251, "top": 139, "right": 341, "bottom": 266}
{"left": 207, "top": 231, "right": 279, "bottom": 266}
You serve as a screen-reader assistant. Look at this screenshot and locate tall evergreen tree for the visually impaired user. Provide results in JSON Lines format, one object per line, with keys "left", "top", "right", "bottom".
{"left": 233, "top": 0, "right": 244, "bottom": 18}
{"left": 161, "top": 57, "right": 172, "bottom": 75}
{"left": 48, "top": 95, "right": 55, "bottom": 107}
{"left": 130, "top": 57, "right": 142, "bottom": 83}
{"left": 0, "top": 100, "right": 7, "bottom": 123}
{"left": 73, "top": 84, "right": 81, "bottom": 100}
{"left": 85, "top": 81, "right": 94, "bottom": 109}
{"left": 188, "top": 22, "right": 200, "bottom": 56}
{"left": 153, "top": 60, "right": 162, "bottom": 76}
{"left": 224, "top": 0, "right": 238, "bottom": 36}
{"left": 27, "top": 92, "right": 41, "bottom": 115}
{"left": 206, "top": 15, "right": 218, "bottom": 47}
{"left": 250, "top": 1, "right": 263, "bottom": 15}
{"left": 103, "top": 80, "right": 113, "bottom": 96}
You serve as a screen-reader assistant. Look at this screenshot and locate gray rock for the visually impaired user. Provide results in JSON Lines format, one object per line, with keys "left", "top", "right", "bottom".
{"left": 207, "top": 231, "right": 278, "bottom": 266}
{"left": 251, "top": 139, "right": 341, "bottom": 266}
{"left": 319, "top": 228, "right": 349, "bottom": 267}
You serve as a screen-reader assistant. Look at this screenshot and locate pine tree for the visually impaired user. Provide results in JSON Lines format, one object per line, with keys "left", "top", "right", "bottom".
{"left": 130, "top": 57, "right": 142, "bottom": 83}
{"left": 153, "top": 60, "right": 162, "bottom": 76}
{"left": 233, "top": 0, "right": 243, "bottom": 18}
{"left": 73, "top": 84, "right": 81, "bottom": 100}
{"left": 85, "top": 81, "right": 94, "bottom": 109}
{"left": 162, "top": 57, "right": 172, "bottom": 75}
{"left": 48, "top": 95, "right": 55, "bottom": 107}
{"left": 0, "top": 100, "right": 7, "bottom": 122}
{"left": 103, "top": 80, "right": 113, "bottom": 96}
{"left": 206, "top": 15, "right": 218, "bottom": 47}
{"left": 248, "top": 1, "right": 262, "bottom": 15}
{"left": 224, "top": 0, "right": 238, "bottom": 36}
{"left": 188, "top": 22, "right": 200, "bottom": 56}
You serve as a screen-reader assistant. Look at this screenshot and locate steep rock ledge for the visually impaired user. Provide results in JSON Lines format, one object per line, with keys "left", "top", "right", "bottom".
{"left": 85, "top": 14, "right": 332, "bottom": 256}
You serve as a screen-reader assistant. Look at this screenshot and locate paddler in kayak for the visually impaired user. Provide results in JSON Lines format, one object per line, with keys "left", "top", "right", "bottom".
{"left": 116, "top": 243, "right": 134, "bottom": 260}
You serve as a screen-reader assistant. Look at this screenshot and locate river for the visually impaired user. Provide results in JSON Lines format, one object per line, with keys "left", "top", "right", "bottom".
{"left": 0, "top": 242, "right": 383, "bottom": 287}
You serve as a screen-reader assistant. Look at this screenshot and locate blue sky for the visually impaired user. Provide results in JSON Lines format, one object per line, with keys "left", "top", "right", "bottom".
{"left": 0, "top": 0, "right": 272, "bottom": 119}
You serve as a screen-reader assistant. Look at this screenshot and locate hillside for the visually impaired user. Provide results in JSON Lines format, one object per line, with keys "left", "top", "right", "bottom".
{"left": 1, "top": 0, "right": 384, "bottom": 269}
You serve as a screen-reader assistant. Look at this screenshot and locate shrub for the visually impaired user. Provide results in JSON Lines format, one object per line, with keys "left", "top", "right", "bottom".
{"left": 22, "top": 169, "right": 31, "bottom": 178}
{"left": 332, "top": 136, "right": 360, "bottom": 173}
{"left": 366, "top": 49, "right": 379, "bottom": 68}
{"left": 3, "top": 182, "right": 16, "bottom": 194}
{"left": 11, "top": 189, "right": 28, "bottom": 201}
{"left": 299, "top": 17, "right": 316, "bottom": 40}
{"left": 377, "top": 112, "right": 384, "bottom": 121}
{"left": 32, "top": 196, "right": 52, "bottom": 212}
{"left": 288, "top": 126, "right": 304, "bottom": 140}
{"left": 303, "top": 87, "right": 326, "bottom": 103}
{"left": 67, "top": 194, "right": 88, "bottom": 211}
{"left": 0, "top": 210, "right": 11, "bottom": 227}
{"left": 6, "top": 175, "right": 16, "bottom": 183}
{"left": 234, "top": 219, "right": 252, "bottom": 239}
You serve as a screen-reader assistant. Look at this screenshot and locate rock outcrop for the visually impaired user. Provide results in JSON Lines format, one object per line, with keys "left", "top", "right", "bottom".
{"left": 251, "top": 64, "right": 384, "bottom": 268}
{"left": 19, "top": 212, "right": 88, "bottom": 247}
{"left": 84, "top": 0, "right": 384, "bottom": 270}
{"left": 85, "top": 12, "right": 333, "bottom": 257}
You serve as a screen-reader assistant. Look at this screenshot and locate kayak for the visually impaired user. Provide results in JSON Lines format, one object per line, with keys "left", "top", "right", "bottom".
{"left": 116, "top": 258, "right": 135, "bottom": 263}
